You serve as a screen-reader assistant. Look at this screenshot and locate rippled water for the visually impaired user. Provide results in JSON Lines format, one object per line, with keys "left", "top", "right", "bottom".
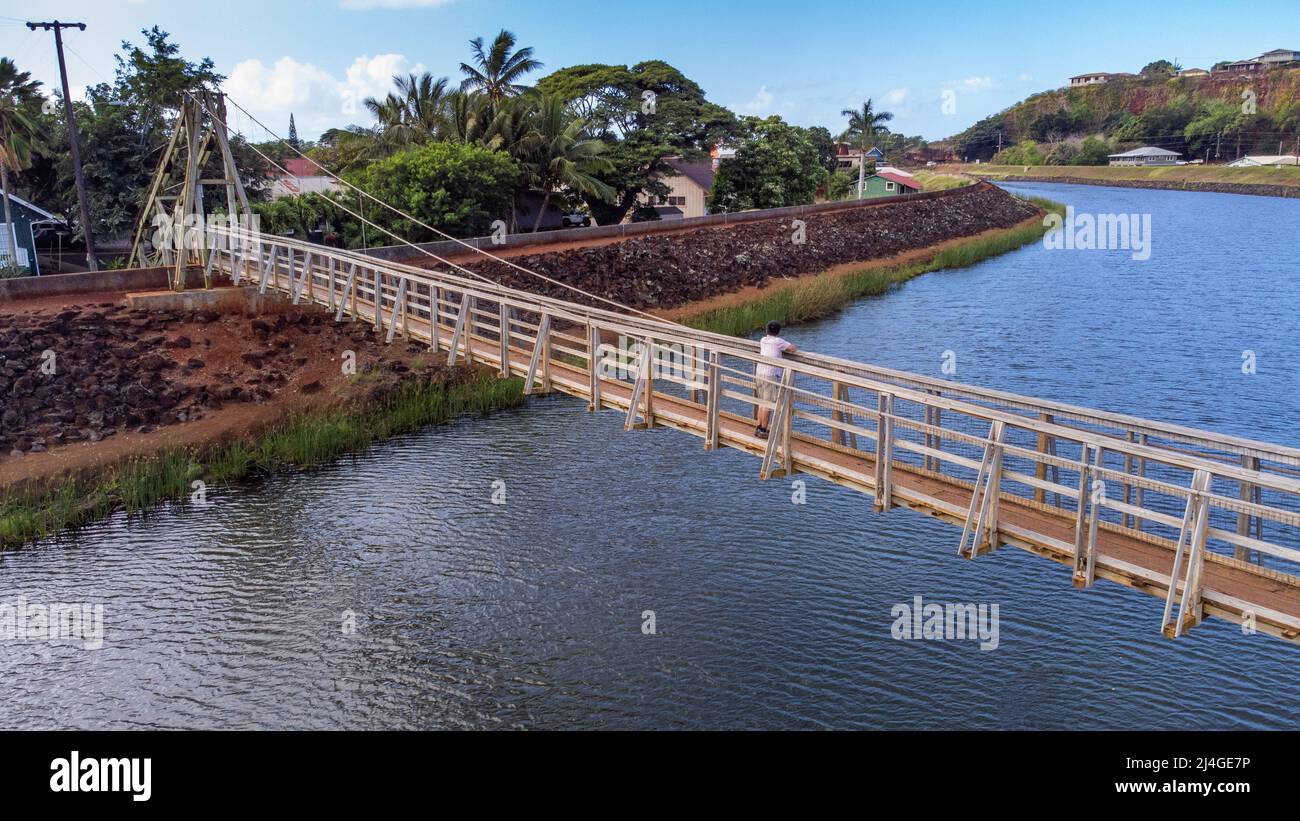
{"left": 2, "top": 182, "right": 1298, "bottom": 730}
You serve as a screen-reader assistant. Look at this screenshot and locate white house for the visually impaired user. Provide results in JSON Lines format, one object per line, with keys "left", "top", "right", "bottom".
{"left": 1108, "top": 146, "right": 1181, "bottom": 166}
{"left": 1227, "top": 154, "right": 1300, "bottom": 167}
{"left": 269, "top": 157, "right": 342, "bottom": 200}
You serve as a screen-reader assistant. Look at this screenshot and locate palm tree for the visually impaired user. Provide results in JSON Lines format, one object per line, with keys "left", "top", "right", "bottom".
{"left": 443, "top": 90, "right": 492, "bottom": 144}
{"left": 841, "top": 99, "right": 893, "bottom": 198}
{"left": 0, "top": 58, "right": 42, "bottom": 269}
{"left": 459, "top": 30, "right": 542, "bottom": 105}
{"left": 364, "top": 72, "right": 451, "bottom": 144}
{"left": 518, "top": 95, "right": 614, "bottom": 232}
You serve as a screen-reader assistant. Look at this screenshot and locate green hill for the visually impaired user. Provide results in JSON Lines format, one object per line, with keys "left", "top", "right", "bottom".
{"left": 948, "top": 66, "right": 1300, "bottom": 164}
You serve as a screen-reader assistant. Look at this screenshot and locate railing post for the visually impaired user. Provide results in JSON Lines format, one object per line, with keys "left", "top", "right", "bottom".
{"left": 704, "top": 350, "right": 721, "bottom": 450}
{"left": 499, "top": 301, "right": 512, "bottom": 377}
{"left": 523, "top": 313, "right": 551, "bottom": 395}
{"left": 586, "top": 323, "right": 601, "bottom": 410}
{"left": 1034, "top": 412, "right": 1051, "bottom": 504}
{"left": 873, "top": 392, "right": 895, "bottom": 511}
{"left": 1072, "top": 444, "right": 1105, "bottom": 588}
{"left": 1237, "top": 454, "right": 1260, "bottom": 561}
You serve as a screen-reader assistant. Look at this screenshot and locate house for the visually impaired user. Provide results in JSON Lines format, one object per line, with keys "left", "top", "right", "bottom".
{"left": 0, "top": 194, "right": 63, "bottom": 275}
{"left": 270, "top": 157, "right": 342, "bottom": 200}
{"left": 1177, "top": 68, "right": 1210, "bottom": 78}
{"left": 1256, "top": 48, "right": 1300, "bottom": 66}
{"left": 1070, "top": 72, "right": 1113, "bottom": 87}
{"left": 862, "top": 170, "right": 922, "bottom": 199}
{"left": 1227, "top": 154, "right": 1300, "bottom": 167}
{"left": 1215, "top": 60, "right": 1264, "bottom": 75}
{"left": 834, "top": 143, "right": 886, "bottom": 172}
{"left": 1108, "top": 146, "right": 1181, "bottom": 166}
{"left": 641, "top": 157, "right": 716, "bottom": 219}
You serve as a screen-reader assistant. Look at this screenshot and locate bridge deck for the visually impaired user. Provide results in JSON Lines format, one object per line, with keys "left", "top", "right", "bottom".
{"left": 204, "top": 230, "right": 1300, "bottom": 644}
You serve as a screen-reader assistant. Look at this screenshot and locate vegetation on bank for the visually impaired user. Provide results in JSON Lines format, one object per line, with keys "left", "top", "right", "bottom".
{"left": 952, "top": 64, "right": 1300, "bottom": 163}
{"left": 0, "top": 371, "right": 524, "bottom": 549}
{"left": 953, "top": 162, "right": 1300, "bottom": 189}
{"left": 681, "top": 197, "right": 1063, "bottom": 337}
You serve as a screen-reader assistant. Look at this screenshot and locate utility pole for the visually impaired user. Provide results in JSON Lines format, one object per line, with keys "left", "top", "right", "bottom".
{"left": 27, "top": 20, "right": 98, "bottom": 271}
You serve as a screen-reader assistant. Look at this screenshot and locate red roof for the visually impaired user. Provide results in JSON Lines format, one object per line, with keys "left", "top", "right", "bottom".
{"left": 876, "top": 171, "right": 921, "bottom": 190}
{"left": 282, "top": 157, "right": 326, "bottom": 178}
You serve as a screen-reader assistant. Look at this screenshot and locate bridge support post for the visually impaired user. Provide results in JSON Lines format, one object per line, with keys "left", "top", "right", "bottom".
{"left": 523, "top": 313, "right": 551, "bottom": 395}
{"left": 336, "top": 264, "right": 356, "bottom": 323}
{"left": 958, "top": 420, "right": 1005, "bottom": 558}
{"left": 1071, "top": 444, "right": 1105, "bottom": 588}
{"left": 873, "top": 392, "right": 895, "bottom": 511}
{"left": 704, "top": 350, "right": 721, "bottom": 450}
{"left": 759, "top": 370, "right": 794, "bottom": 480}
{"left": 430, "top": 287, "right": 441, "bottom": 346}
{"left": 1034, "top": 413, "right": 1052, "bottom": 504}
{"left": 1162, "top": 469, "right": 1212, "bottom": 638}
{"left": 385, "top": 278, "right": 408, "bottom": 344}
{"left": 624, "top": 338, "right": 654, "bottom": 430}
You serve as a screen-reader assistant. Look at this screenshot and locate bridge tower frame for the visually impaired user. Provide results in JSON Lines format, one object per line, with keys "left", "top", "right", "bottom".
{"left": 128, "top": 89, "right": 252, "bottom": 290}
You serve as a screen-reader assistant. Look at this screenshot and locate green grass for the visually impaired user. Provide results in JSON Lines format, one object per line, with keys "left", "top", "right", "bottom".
{"left": 0, "top": 371, "right": 525, "bottom": 549}
{"left": 682, "top": 198, "right": 1063, "bottom": 338}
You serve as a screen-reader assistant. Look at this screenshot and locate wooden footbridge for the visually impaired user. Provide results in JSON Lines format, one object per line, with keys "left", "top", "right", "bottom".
{"left": 196, "top": 224, "right": 1300, "bottom": 645}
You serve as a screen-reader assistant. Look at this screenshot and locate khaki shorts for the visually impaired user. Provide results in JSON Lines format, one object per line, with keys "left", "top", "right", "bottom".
{"left": 755, "top": 377, "right": 780, "bottom": 405}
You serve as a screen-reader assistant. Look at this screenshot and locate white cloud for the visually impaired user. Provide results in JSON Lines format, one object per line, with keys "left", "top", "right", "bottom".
{"left": 340, "top": 0, "right": 457, "bottom": 8}
{"left": 958, "top": 76, "right": 995, "bottom": 92}
{"left": 224, "top": 54, "right": 422, "bottom": 140}
{"left": 1017, "top": 72, "right": 1034, "bottom": 82}
{"left": 882, "top": 87, "right": 911, "bottom": 106}
{"left": 733, "top": 85, "right": 776, "bottom": 115}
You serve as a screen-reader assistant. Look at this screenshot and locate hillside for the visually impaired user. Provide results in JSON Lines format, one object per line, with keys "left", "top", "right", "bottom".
{"left": 949, "top": 66, "right": 1300, "bottom": 163}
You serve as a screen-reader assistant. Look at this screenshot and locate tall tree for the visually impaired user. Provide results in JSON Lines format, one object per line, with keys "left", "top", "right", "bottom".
{"left": 536, "top": 60, "right": 736, "bottom": 223}
{"left": 0, "top": 58, "right": 44, "bottom": 269}
{"left": 459, "top": 30, "right": 542, "bottom": 105}
{"left": 288, "top": 113, "right": 300, "bottom": 149}
{"left": 841, "top": 99, "right": 892, "bottom": 197}
{"left": 516, "top": 95, "right": 614, "bottom": 231}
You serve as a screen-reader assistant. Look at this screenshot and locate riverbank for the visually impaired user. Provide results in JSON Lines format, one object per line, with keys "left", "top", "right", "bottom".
{"left": 939, "top": 163, "right": 1300, "bottom": 198}
{"left": 461, "top": 182, "right": 1040, "bottom": 310}
{"left": 671, "top": 198, "right": 1061, "bottom": 336}
{"left": 0, "top": 293, "right": 526, "bottom": 548}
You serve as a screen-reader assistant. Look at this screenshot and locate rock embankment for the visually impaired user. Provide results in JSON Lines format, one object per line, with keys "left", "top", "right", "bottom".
{"left": 0, "top": 302, "right": 423, "bottom": 458}
{"left": 463, "top": 183, "right": 1039, "bottom": 310}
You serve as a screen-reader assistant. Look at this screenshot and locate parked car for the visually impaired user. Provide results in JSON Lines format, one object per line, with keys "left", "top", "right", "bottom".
{"left": 561, "top": 212, "right": 592, "bottom": 228}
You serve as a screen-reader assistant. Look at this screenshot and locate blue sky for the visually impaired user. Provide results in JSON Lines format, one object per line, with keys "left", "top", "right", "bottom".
{"left": 3, "top": 0, "right": 1299, "bottom": 142}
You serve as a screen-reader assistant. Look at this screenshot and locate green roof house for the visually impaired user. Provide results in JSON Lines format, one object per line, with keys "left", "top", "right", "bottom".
{"left": 1, "top": 194, "right": 60, "bottom": 275}
{"left": 862, "top": 170, "right": 923, "bottom": 199}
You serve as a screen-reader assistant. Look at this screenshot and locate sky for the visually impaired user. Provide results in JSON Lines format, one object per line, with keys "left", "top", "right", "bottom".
{"left": 3, "top": 0, "right": 1300, "bottom": 143}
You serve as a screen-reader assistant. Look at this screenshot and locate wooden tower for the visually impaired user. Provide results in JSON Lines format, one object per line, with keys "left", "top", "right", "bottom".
{"left": 128, "top": 89, "right": 252, "bottom": 290}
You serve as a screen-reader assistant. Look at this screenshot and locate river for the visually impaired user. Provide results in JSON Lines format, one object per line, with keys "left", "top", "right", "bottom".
{"left": 2, "top": 181, "right": 1297, "bottom": 730}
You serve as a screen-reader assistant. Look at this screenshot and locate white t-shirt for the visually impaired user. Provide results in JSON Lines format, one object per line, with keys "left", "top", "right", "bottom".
{"left": 757, "top": 335, "right": 793, "bottom": 380}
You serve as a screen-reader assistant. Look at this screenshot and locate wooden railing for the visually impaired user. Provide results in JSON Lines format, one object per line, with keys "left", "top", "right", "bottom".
{"left": 205, "top": 226, "right": 1300, "bottom": 643}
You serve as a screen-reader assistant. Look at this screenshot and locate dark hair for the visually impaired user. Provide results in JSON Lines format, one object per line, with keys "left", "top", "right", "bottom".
{"left": 766, "top": 321, "right": 781, "bottom": 336}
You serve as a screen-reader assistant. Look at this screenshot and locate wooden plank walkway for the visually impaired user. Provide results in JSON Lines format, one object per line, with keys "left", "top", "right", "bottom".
{"left": 206, "top": 228, "right": 1300, "bottom": 645}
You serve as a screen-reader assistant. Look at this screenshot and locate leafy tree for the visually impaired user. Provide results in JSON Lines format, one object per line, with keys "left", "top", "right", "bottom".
{"left": 536, "top": 60, "right": 736, "bottom": 223}
{"left": 1140, "top": 60, "right": 1176, "bottom": 78}
{"left": 340, "top": 141, "right": 521, "bottom": 243}
{"left": 364, "top": 72, "right": 452, "bottom": 145}
{"left": 0, "top": 58, "right": 43, "bottom": 259}
{"left": 993, "top": 139, "right": 1045, "bottom": 165}
{"left": 708, "top": 116, "right": 827, "bottom": 211}
{"left": 840, "top": 99, "right": 893, "bottom": 148}
{"left": 1072, "top": 136, "right": 1111, "bottom": 165}
{"left": 460, "top": 30, "right": 542, "bottom": 105}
